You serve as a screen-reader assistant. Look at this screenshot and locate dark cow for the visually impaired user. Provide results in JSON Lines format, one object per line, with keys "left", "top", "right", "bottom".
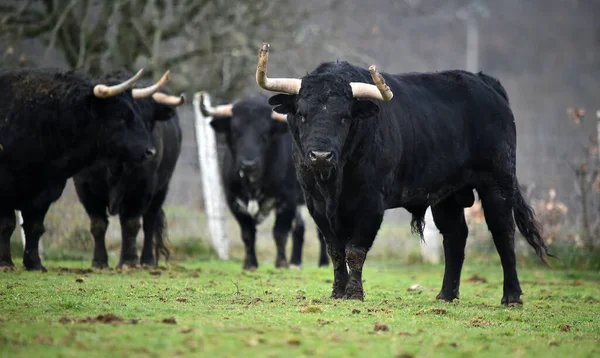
{"left": 73, "top": 71, "right": 184, "bottom": 269}
{"left": 256, "top": 43, "right": 552, "bottom": 304}
{"left": 200, "top": 92, "right": 328, "bottom": 270}
{"left": 0, "top": 67, "right": 170, "bottom": 271}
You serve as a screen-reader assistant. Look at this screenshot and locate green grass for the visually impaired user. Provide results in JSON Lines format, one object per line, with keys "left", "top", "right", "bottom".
{"left": 1, "top": 259, "right": 599, "bottom": 358}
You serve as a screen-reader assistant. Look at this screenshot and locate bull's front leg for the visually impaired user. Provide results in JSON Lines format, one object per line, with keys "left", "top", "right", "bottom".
{"left": 118, "top": 216, "right": 141, "bottom": 268}
{"left": 327, "top": 241, "right": 349, "bottom": 298}
{"left": 0, "top": 210, "right": 16, "bottom": 269}
{"left": 21, "top": 205, "right": 52, "bottom": 272}
{"left": 273, "top": 205, "right": 296, "bottom": 269}
{"left": 344, "top": 210, "right": 384, "bottom": 301}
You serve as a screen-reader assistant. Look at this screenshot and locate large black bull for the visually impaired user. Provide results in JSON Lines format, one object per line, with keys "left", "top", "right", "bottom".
{"left": 256, "top": 43, "right": 552, "bottom": 305}
{"left": 0, "top": 68, "right": 170, "bottom": 271}
{"left": 200, "top": 93, "right": 328, "bottom": 270}
{"left": 73, "top": 71, "right": 184, "bottom": 269}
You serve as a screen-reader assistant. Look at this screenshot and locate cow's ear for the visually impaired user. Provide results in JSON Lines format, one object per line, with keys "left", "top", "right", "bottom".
{"left": 209, "top": 117, "right": 231, "bottom": 133}
{"left": 271, "top": 120, "right": 289, "bottom": 136}
{"left": 269, "top": 94, "right": 295, "bottom": 115}
{"left": 352, "top": 99, "right": 380, "bottom": 120}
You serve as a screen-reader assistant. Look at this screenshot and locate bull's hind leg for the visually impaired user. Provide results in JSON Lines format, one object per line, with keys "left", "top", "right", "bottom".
{"left": 141, "top": 188, "right": 170, "bottom": 267}
{"left": 21, "top": 205, "right": 51, "bottom": 272}
{"left": 90, "top": 215, "right": 109, "bottom": 269}
{"left": 289, "top": 210, "right": 305, "bottom": 268}
{"left": 0, "top": 210, "right": 16, "bottom": 269}
{"left": 479, "top": 185, "right": 523, "bottom": 306}
{"left": 118, "top": 216, "right": 141, "bottom": 268}
{"left": 432, "top": 198, "right": 469, "bottom": 302}
{"left": 317, "top": 229, "right": 329, "bottom": 267}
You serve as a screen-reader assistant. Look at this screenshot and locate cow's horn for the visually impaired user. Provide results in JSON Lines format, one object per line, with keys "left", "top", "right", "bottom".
{"left": 271, "top": 111, "right": 288, "bottom": 122}
{"left": 349, "top": 65, "right": 394, "bottom": 101}
{"left": 256, "top": 42, "right": 302, "bottom": 94}
{"left": 132, "top": 70, "right": 171, "bottom": 99}
{"left": 198, "top": 91, "right": 233, "bottom": 117}
{"left": 93, "top": 69, "right": 144, "bottom": 98}
{"left": 152, "top": 92, "right": 186, "bottom": 106}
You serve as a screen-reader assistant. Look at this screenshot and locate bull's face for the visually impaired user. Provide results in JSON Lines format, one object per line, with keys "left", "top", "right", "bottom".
{"left": 209, "top": 99, "right": 288, "bottom": 186}
{"left": 254, "top": 42, "right": 393, "bottom": 183}
{"left": 269, "top": 75, "right": 380, "bottom": 182}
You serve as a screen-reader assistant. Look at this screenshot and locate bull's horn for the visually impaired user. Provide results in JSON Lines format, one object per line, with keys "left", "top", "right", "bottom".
{"left": 256, "top": 42, "right": 302, "bottom": 94}
{"left": 93, "top": 69, "right": 144, "bottom": 98}
{"left": 198, "top": 91, "right": 233, "bottom": 117}
{"left": 271, "top": 111, "right": 288, "bottom": 122}
{"left": 152, "top": 92, "right": 186, "bottom": 106}
{"left": 349, "top": 65, "right": 393, "bottom": 101}
{"left": 132, "top": 70, "right": 171, "bottom": 99}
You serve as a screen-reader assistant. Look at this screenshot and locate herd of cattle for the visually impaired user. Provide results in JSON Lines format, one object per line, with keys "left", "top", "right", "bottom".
{"left": 0, "top": 42, "right": 552, "bottom": 305}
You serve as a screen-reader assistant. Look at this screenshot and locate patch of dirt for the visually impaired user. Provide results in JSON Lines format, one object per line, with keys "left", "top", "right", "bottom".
{"left": 469, "top": 318, "right": 494, "bottom": 327}
{"left": 398, "top": 331, "right": 413, "bottom": 336}
{"left": 246, "top": 337, "right": 264, "bottom": 347}
{"left": 299, "top": 305, "right": 322, "bottom": 313}
{"left": 352, "top": 308, "right": 361, "bottom": 314}
{"left": 374, "top": 323, "right": 389, "bottom": 332}
{"left": 191, "top": 271, "right": 200, "bottom": 278}
{"left": 287, "top": 338, "right": 302, "bottom": 346}
{"left": 176, "top": 298, "right": 188, "bottom": 303}
{"left": 149, "top": 270, "right": 162, "bottom": 276}
{"left": 181, "top": 326, "right": 193, "bottom": 334}
{"left": 465, "top": 274, "right": 487, "bottom": 283}
{"left": 317, "top": 319, "right": 332, "bottom": 327}
{"left": 396, "top": 354, "right": 414, "bottom": 358}
{"left": 415, "top": 308, "right": 447, "bottom": 315}
{"left": 58, "top": 267, "right": 94, "bottom": 274}
{"left": 162, "top": 317, "right": 177, "bottom": 324}
{"left": 549, "top": 340, "right": 559, "bottom": 346}
{"left": 63, "top": 314, "right": 138, "bottom": 325}
{"left": 75, "top": 277, "right": 85, "bottom": 283}
{"left": 559, "top": 324, "right": 572, "bottom": 332}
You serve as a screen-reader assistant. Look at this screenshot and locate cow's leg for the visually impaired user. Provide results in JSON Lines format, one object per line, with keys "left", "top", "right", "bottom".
{"left": 327, "top": 240, "right": 348, "bottom": 298}
{"left": 479, "top": 185, "right": 522, "bottom": 306}
{"left": 289, "top": 210, "right": 305, "bottom": 268}
{"left": 233, "top": 212, "right": 258, "bottom": 270}
{"left": 118, "top": 215, "right": 141, "bottom": 268}
{"left": 90, "top": 215, "right": 110, "bottom": 269}
{"left": 21, "top": 204, "right": 52, "bottom": 272}
{"left": 317, "top": 229, "right": 329, "bottom": 267}
{"left": 141, "top": 188, "right": 170, "bottom": 267}
{"left": 0, "top": 210, "right": 16, "bottom": 269}
{"left": 272, "top": 206, "right": 295, "bottom": 268}
{"left": 432, "top": 198, "right": 469, "bottom": 302}
{"left": 344, "top": 212, "right": 383, "bottom": 301}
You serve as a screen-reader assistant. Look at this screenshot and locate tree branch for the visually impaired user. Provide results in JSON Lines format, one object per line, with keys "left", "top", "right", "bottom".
{"left": 43, "top": 0, "right": 78, "bottom": 62}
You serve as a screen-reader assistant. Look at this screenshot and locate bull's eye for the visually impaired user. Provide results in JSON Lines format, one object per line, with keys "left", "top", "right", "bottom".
{"left": 341, "top": 118, "right": 347, "bottom": 125}
{"left": 300, "top": 116, "right": 306, "bottom": 123}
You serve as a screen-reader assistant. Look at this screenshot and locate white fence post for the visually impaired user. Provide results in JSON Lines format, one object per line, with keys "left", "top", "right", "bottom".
{"left": 193, "top": 92, "right": 229, "bottom": 260}
{"left": 420, "top": 207, "right": 441, "bottom": 264}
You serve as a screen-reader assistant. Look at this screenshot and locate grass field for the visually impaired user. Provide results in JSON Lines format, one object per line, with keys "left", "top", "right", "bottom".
{"left": 1, "top": 257, "right": 598, "bottom": 357}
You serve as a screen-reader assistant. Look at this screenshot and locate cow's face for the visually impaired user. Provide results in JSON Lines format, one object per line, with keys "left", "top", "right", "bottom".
{"left": 92, "top": 92, "right": 157, "bottom": 164}
{"left": 269, "top": 74, "right": 380, "bottom": 182}
{"left": 210, "top": 100, "right": 288, "bottom": 186}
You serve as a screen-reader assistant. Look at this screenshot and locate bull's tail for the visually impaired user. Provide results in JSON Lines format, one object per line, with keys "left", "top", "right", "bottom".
{"left": 153, "top": 208, "right": 171, "bottom": 265}
{"left": 478, "top": 72, "right": 510, "bottom": 104}
{"left": 513, "top": 179, "right": 554, "bottom": 266}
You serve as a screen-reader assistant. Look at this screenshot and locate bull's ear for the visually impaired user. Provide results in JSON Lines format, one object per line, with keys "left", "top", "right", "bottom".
{"left": 269, "top": 94, "right": 295, "bottom": 115}
{"left": 154, "top": 104, "right": 176, "bottom": 122}
{"left": 209, "top": 117, "right": 231, "bottom": 133}
{"left": 352, "top": 99, "right": 380, "bottom": 119}
{"left": 271, "top": 120, "right": 289, "bottom": 136}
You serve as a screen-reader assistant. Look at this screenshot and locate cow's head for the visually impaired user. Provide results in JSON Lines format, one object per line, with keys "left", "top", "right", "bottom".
{"left": 90, "top": 69, "right": 176, "bottom": 164}
{"left": 255, "top": 43, "right": 393, "bottom": 182}
{"left": 202, "top": 93, "right": 288, "bottom": 186}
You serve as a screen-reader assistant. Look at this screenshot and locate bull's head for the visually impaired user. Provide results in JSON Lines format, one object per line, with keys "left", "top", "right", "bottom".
{"left": 255, "top": 43, "right": 393, "bottom": 182}
{"left": 93, "top": 69, "right": 179, "bottom": 164}
{"left": 201, "top": 92, "right": 288, "bottom": 187}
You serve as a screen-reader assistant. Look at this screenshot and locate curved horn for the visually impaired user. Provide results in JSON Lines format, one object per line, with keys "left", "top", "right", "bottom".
{"left": 152, "top": 92, "right": 186, "bottom": 107}
{"left": 271, "top": 111, "right": 288, "bottom": 122}
{"left": 349, "top": 65, "right": 394, "bottom": 101}
{"left": 93, "top": 69, "right": 144, "bottom": 98}
{"left": 256, "top": 42, "right": 302, "bottom": 94}
{"left": 132, "top": 70, "right": 170, "bottom": 99}
{"left": 198, "top": 91, "right": 233, "bottom": 117}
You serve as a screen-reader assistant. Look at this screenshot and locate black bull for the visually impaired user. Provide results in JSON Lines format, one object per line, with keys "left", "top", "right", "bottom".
{"left": 203, "top": 93, "right": 328, "bottom": 270}
{"left": 73, "top": 71, "right": 184, "bottom": 269}
{"left": 0, "top": 68, "right": 167, "bottom": 271}
{"left": 257, "top": 43, "right": 552, "bottom": 305}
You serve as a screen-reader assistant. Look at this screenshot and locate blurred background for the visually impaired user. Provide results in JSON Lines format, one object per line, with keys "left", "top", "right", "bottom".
{"left": 1, "top": 0, "right": 598, "bottom": 268}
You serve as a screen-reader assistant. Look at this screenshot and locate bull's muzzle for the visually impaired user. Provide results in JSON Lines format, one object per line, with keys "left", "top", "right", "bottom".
{"left": 308, "top": 151, "right": 335, "bottom": 181}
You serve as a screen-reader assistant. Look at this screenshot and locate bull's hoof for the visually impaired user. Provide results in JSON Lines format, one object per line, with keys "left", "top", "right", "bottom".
{"left": 25, "top": 264, "right": 47, "bottom": 272}
{"left": 331, "top": 290, "right": 345, "bottom": 299}
{"left": 0, "top": 260, "right": 16, "bottom": 271}
{"left": 274, "top": 258, "right": 289, "bottom": 269}
{"left": 23, "top": 257, "right": 47, "bottom": 272}
{"left": 436, "top": 291, "right": 459, "bottom": 302}
{"left": 242, "top": 262, "right": 258, "bottom": 271}
{"left": 117, "top": 259, "right": 140, "bottom": 270}
{"left": 92, "top": 260, "right": 110, "bottom": 270}
{"left": 343, "top": 285, "right": 364, "bottom": 301}
{"left": 140, "top": 257, "right": 156, "bottom": 267}
{"left": 318, "top": 258, "right": 329, "bottom": 267}
{"left": 289, "top": 264, "right": 303, "bottom": 270}
{"left": 501, "top": 294, "right": 523, "bottom": 306}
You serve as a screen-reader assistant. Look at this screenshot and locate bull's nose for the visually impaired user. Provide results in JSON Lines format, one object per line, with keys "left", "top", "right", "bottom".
{"left": 308, "top": 151, "right": 333, "bottom": 163}
{"left": 145, "top": 147, "right": 157, "bottom": 159}
{"left": 240, "top": 159, "right": 259, "bottom": 171}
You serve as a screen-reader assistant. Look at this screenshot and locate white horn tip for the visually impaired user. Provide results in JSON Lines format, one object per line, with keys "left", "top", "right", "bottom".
{"left": 261, "top": 42, "right": 270, "bottom": 52}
